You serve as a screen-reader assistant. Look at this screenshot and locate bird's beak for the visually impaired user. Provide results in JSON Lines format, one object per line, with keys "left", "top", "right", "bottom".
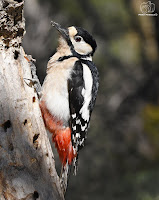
{"left": 51, "top": 21, "right": 69, "bottom": 41}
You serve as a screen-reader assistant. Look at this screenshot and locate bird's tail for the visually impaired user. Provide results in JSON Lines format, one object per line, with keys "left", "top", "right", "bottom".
{"left": 60, "top": 155, "right": 79, "bottom": 194}
{"left": 52, "top": 127, "right": 77, "bottom": 193}
{"left": 60, "top": 161, "right": 71, "bottom": 194}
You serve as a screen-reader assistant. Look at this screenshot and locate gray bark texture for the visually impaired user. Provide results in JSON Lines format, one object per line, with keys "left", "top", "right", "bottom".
{"left": 0, "top": 1, "right": 64, "bottom": 199}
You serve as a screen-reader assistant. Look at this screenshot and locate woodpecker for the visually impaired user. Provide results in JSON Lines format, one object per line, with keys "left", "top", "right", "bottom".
{"left": 40, "top": 22, "right": 99, "bottom": 192}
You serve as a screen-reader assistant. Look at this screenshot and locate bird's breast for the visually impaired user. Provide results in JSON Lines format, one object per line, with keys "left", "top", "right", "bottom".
{"left": 41, "top": 57, "right": 78, "bottom": 125}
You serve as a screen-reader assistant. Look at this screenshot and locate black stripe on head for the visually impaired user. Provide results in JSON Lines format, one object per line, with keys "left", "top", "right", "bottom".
{"left": 75, "top": 27, "right": 97, "bottom": 55}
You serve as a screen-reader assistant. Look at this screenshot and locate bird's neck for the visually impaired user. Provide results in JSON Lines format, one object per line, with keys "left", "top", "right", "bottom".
{"left": 57, "top": 36, "right": 72, "bottom": 57}
{"left": 48, "top": 37, "right": 72, "bottom": 65}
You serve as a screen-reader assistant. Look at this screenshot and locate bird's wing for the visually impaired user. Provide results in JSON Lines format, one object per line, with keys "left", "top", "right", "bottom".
{"left": 68, "top": 60, "right": 89, "bottom": 152}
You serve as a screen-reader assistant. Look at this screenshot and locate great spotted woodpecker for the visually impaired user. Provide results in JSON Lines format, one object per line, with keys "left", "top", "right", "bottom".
{"left": 40, "top": 22, "right": 99, "bottom": 192}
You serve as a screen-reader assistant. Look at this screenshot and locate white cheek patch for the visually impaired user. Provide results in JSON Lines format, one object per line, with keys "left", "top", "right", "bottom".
{"left": 71, "top": 39, "right": 93, "bottom": 55}
{"left": 68, "top": 26, "right": 93, "bottom": 55}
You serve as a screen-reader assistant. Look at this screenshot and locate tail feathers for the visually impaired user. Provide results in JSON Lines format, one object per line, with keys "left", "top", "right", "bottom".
{"left": 72, "top": 156, "right": 78, "bottom": 175}
{"left": 60, "top": 155, "right": 79, "bottom": 193}
{"left": 53, "top": 128, "right": 77, "bottom": 193}
{"left": 60, "top": 161, "right": 71, "bottom": 194}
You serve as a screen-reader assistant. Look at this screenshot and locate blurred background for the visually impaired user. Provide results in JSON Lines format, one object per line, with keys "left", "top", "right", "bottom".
{"left": 23, "top": 0, "right": 159, "bottom": 199}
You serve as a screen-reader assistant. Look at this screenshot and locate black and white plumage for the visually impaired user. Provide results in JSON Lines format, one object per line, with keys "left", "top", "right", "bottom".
{"left": 68, "top": 59, "right": 99, "bottom": 172}
{"left": 40, "top": 21, "right": 99, "bottom": 192}
{"left": 68, "top": 60, "right": 99, "bottom": 148}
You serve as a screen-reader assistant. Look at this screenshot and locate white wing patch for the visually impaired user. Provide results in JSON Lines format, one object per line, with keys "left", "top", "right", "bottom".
{"left": 80, "top": 138, "right": 85, "bottom": 146}
{"left": 81, "top": 123, "right": 87, "bottom": 131}
{"left": 72, "top": 125, "right": 76, "bottom": 131}
{"left": 76, "top": 119, "right": 81, "bottom": 124}
{"left": 80, "top": 63, "right": 93, "bottom": 121}
{"left": 76, "top": 133, "right": 80, "bottom": 138}
{"left": 72, "top": 113, "right": 76, "bottom": 119}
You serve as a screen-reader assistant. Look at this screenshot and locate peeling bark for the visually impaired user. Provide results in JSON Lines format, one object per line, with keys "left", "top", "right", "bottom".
{"left": 0, "top": 1, "right": 64, "bottom": 199}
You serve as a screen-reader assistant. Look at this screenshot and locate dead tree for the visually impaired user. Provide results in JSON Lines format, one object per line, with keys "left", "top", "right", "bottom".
{"left": 0, "top": 1, "right": 64, "bottom": 199}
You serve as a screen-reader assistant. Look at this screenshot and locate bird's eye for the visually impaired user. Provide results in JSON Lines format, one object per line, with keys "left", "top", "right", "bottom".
{"left": 74, "top": 36, "right": 82, "bottom": 42}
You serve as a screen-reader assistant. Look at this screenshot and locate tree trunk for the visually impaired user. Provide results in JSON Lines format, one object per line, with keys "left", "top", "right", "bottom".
{"left": 0, "top": 1, "right": 64, "bottom": 199}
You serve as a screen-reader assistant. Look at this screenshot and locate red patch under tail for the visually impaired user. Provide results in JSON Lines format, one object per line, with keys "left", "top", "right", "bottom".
{"left": 53, "top": 127, "right": 76, "bottom": 165}
{"left": 40, "top": 100, "right": 76, "bottom": 165}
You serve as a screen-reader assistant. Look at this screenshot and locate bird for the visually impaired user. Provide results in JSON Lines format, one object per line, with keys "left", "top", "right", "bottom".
{"left": 39, "top": 21, "right": 99, "bottom": 192}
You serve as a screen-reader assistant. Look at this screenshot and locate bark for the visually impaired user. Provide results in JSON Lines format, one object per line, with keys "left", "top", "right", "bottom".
{"left": 0, "top": 1, "right": 64, "bottom": 199}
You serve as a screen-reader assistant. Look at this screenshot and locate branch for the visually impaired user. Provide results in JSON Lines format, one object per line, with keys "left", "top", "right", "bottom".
{"left": 0, "top": 1, "right": 64, "bottom": 199}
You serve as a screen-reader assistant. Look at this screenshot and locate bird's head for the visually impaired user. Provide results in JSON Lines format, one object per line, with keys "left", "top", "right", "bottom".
{"left": 51, "top": 21, "right": 97, "bottom": 59}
